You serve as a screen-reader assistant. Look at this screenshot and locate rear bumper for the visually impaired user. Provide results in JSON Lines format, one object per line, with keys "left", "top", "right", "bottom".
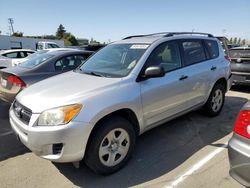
{"left": 0, "top": 85, "right": 22, "bottom": 103}
{"left": 231, "top": 72, "right": 250, "bottom": 85}
{"left": 228, "top": 135, "right": 250, "bottom": 187}
{"left": 0, "top": 91, "right": 15, "bottom": 103}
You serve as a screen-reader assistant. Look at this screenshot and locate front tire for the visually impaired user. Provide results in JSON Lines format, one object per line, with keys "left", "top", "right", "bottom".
{"left": 203, "top": 83, "right": 225, "bottom": 117}
{"left": 84, "top": 116, "right": 136, "bottom": 174}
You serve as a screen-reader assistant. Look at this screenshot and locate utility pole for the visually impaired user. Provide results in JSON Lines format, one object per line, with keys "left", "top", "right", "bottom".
{"left": 8, "top": 18, "right": 14, "bottom": 34}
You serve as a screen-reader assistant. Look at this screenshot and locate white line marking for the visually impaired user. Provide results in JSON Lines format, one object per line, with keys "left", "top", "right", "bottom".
{"left": 163, "top": 144, "right": 228, "bottom": 188}
{"left": 0, "top": 130, "right": 13, "bottom": 137}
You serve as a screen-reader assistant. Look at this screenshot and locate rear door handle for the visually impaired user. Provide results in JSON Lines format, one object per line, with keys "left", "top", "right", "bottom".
{"left": 211, "top": 66, "right": 217, "bottom": 71}
{"left": 179, "top": 75, "right": 188, "bottom": 81}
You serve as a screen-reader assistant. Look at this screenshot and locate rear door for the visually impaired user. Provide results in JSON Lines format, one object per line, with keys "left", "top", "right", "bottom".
{"left": 177, "top": 39, "right": 217, "bottom": 106}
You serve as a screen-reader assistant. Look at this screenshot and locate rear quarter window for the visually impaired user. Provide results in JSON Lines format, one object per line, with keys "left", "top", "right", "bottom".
{"left": 204, "top": 40, "right": 219, "bottom": 59}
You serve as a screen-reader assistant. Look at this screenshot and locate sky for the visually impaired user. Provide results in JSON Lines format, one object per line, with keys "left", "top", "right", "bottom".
{"left": 0, "top": 0, "right": 249, "bottom": 43}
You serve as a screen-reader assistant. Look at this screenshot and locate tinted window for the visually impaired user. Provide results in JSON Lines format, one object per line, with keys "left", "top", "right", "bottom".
{"left": 3, "top": 52, "right": 18, "bottom": 58}
{"left": 146, "top": 41, "right": 181, "bottom": 72}
{"left": 182, "top": 40, "right": 206, "bottom": 66}
{"left": 205, "top": 40, "right": 219, "bottom": 59}
{"left": 19, "top": 52, "right": 27, "bottom": 58}
{"left": 48, "top": 43, "right": 60, "bottom": 48}
{"left": 55, "top": 55, "right": 86, "bottom": 72}
{"left": 19, "top": 53, "right": 54, "bottom": 68}
{"left": 26, "top": 51, "right": 34, "bottom": 56}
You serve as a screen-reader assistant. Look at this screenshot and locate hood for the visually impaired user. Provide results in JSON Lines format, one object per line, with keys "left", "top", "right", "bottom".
{"left": 16, "top": 71, "right": 122, "bottom": 113}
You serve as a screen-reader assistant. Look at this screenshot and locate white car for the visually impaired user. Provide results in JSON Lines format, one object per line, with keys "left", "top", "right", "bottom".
{"left": 0, "top": 49, "right": 35, "bottom": 69}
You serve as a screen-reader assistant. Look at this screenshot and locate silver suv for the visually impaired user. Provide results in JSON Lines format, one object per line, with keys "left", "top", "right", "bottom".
{"left": 10, "top": 32, "right": 231, "bottom": 174}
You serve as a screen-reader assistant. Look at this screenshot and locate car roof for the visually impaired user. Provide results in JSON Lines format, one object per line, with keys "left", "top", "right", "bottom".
{"left": 46, "top": 49, "right": 93, "bottom": 56}
{"left": 0, "top": 49, "right": 35, "bottom": 54}
{"left": 114, "top": 32, "right": 216, "bottom": 44}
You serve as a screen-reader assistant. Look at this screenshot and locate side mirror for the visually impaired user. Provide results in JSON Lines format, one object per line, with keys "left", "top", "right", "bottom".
{"left": 144, "top": 66, "right": 165, "bottom": 78}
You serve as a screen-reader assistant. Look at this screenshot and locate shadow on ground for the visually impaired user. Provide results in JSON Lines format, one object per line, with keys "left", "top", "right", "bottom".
{"left": 231, "top": 85, "right": 250, "bottom": 93}
{"left": 55, "top": 95, "right": 248, "bottom": 188}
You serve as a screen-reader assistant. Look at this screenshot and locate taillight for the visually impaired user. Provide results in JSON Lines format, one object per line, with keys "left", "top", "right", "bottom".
{"left": 225, "top": 55, "right": 231, "bottom": 62}
{"left": 234, "top": 110, "right": 250, "bottom": 139}
{"left": 7, "top": 75, "right": 26, "bottom": 87}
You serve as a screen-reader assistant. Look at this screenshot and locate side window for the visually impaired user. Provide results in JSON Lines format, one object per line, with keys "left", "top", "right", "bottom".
{"left": 48, "top": 43, "right": 59, "bottom": 48}
{"left": 3, "top": 52, "right": 18, "bottom": 58}
{"left": 146, "top": 41, "right": 181, "bottom": 72}
{"left": 26, "top": 52, "right": 34, "bottom": 56}
{"left": 204, "top": 40, "right": 219, "bottom": 59}
{"left": 181, "top": 40, "right": 206, "bottom": 66}
{"left": 54, "top": 55, "right": 85, "bottom": 72}
{"left": 19, "top": 52, "right": 26, "bottom": 58}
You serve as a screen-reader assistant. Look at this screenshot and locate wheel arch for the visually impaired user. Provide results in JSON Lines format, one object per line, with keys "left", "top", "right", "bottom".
{"left": 214, "top": 77, "right": 227, "bottom": 91}
{"left": 84, "top": 108, "right": 140, "bottom": 158}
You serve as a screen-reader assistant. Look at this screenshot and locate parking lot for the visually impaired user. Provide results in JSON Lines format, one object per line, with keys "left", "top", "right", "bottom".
{"left": 0, "top": 86, "right": 249, "bottom": 188}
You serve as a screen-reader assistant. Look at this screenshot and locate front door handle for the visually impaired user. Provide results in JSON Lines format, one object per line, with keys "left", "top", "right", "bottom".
{"left": 179, "top": 75, "right": 188, "bottom": 81}
{"left": 211, "top": 66, "right": 217, "bottom": 71}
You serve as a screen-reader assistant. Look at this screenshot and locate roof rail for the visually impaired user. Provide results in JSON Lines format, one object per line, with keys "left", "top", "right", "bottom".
{"left": 164, "top": 32, "right": 214, "bottom": 37}
{"left": 123, "top": 32, "right": 214, "bottom": 40}
{"left": 122, "top": 32, "right": 170, "bottom": 40}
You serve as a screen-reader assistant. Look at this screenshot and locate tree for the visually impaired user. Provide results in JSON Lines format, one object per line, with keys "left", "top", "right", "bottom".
{"left": 63, "top": 32, "right": 79, "bottom": 46}
{"left": 12, "top": 31, "right": 23, "bottom": 37}
{"left": 233, "top": 37, "right": 237, "bottom": 44}
{"left": 229, "top": 37, "right": 233, "bottom": 44}
{"left": 242, "top": 39, "right": 246, "bottom": 46}
{"left": 237, "top": 38, "right": 241, "bottom": 45}
{"left": 56, "top": 24, "right": 66, "bottom": 39}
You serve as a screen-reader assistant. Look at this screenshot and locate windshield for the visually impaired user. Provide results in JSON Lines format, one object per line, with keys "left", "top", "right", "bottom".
{"left": 78, "top": 44, "right": 148, "bottom": 77}
{"left": 19, "top": 53, "right": 54, "bottom": 68}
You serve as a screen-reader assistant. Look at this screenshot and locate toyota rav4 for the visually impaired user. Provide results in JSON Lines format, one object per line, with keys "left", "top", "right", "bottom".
{"left": 10, "top": 32, "right": 231, "bottom": 174}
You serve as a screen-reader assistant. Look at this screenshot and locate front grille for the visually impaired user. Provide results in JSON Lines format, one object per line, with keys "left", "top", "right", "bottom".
{"left": 13, "top": 101, "right": 32, "bottom": 125}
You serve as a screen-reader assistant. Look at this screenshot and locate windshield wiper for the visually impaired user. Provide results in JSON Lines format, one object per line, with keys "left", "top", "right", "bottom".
{"left": 83, "top": 71, "right": 105, "bottom": 77}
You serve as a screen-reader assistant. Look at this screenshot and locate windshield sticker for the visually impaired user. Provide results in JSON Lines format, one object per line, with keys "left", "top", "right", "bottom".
{"left": 130, "top": 45, "right": 149, "bottom": 49}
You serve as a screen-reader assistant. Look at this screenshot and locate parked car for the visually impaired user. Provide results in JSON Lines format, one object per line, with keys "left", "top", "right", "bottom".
{"left": 229, "top": 47, "right": 250, "bottom": 85}
{"left": 228, "top": 44, "right": 241, "bottom": 49}
{"left": 0, "top": 49, "right": 35, "bottom": 69}
{"left": 216, "top": 36, "right": 230, "bottom": 57}
{"left": 10, "top": 32, "right": 231, "bottom": 174}
{"left": 36, "top": 41, "right": 61, "bottom": 50}
{"left": 228, "top": 102, "right": 250, "bottom": 187}
{"left": 0, "top": 50, "right": 93, "bottom": 103}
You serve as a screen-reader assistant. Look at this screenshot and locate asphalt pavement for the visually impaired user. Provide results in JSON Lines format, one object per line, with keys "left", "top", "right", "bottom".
{"left": 0, "top": 86, "right": 249, "bottom": 188}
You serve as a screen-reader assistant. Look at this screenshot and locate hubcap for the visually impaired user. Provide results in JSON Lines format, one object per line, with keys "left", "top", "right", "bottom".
{"left": 211, "top": 89, "right": 223, "bottom": 112}
{"left": 99, "top": 128, "right": 130, "bottom": 167}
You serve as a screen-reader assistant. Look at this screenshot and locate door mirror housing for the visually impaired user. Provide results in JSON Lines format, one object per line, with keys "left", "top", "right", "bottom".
{"left": 144, "top": 66, "right": 165, "bottom": 78}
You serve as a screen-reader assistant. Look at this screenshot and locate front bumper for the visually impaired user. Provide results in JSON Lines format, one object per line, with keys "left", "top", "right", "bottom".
{"left": 228, "top": 134, "right": 250, "bottom": 187}
{"left": 9, "top": 107, "right": 93, "bottom": 163}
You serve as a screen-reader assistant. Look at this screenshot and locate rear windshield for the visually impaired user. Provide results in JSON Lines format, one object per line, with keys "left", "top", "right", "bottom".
{"left": 229, "top": 49, "right": 250, "bottom": 59}
{"left": 19, "top": 53, "right": 54, "bottom": 68}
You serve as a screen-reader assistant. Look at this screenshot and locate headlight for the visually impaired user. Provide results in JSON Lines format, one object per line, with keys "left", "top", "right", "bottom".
{"left": 38, "top": 104, "right": 82, "bottom": 126}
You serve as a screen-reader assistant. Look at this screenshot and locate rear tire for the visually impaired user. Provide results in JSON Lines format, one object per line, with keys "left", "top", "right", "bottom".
{"left": 203, "top": 83, "right": 225, "bottom": 117}
{"left": 84, "top": 116, "right": 136, "bottom": 175}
